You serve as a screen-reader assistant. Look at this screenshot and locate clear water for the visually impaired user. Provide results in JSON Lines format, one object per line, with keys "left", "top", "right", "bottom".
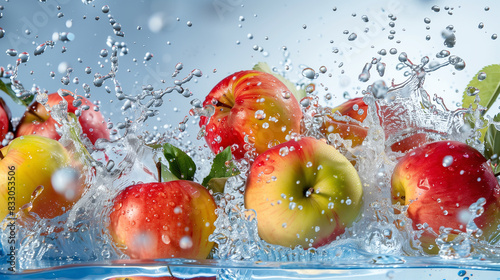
{"left": 1, "top": 1, "right": 500, "bottom": 279}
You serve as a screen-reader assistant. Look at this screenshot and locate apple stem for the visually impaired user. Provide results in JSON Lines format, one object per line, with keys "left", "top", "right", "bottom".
{"left": 156, "top": 160, "right": 162, "bottom": 183}
{"left": 28, "top": 106, "right": 44, "bottom": 120}
{"left": 215, "top": 100, "right": 232, "bottom": 109}
{"left": 0, "top": 150, "right": 3, "bottom": 160}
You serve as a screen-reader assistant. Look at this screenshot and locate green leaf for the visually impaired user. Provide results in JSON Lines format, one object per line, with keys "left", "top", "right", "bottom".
{"left": 162, "top": 143, "right": 196, "bottom": 181}
{"left": 462, "top": 64, "right": 500, "bottom": 114}
{"left": 0, "top": 78, "right": 34, "bottom": 106}
{"left": 202, "top": 146, "right": 240, "bottom": 192}
{"left": 484, "top": 113, "right": 500, "bottom": 174}
{"left": 156, "top": 161, "right": 179, "bottom": 182}
{"left": 253, "top": 62, "right": 307, "bottom": 100}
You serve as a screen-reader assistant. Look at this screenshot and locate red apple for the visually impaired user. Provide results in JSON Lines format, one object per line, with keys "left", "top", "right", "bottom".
{"left": 0, "top": 97, "right": 12, "bottom": 146}
{"left": 199, "top": 70, "right": 302, "bottom": 160}
{"left": 245, "top": 137, "right": 363, "bottom": 249}
{"left": 108, "top": 180, "right": 217, "bottom": 260}
{"left": 391, "top": 140, "right": 500, "bottom": 253}
{"left": 0, "top": 135, "right": 85, "bottom": 220}
{"left": 16, "top": 90, "right": 110, "bottom": 145}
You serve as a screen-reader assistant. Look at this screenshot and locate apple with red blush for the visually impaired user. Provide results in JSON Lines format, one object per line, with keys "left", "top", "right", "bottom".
{"left": 200, "top": 70, "right": 302, "bottom": 160}
{"left": 16, "top": 90, "right": 110, "bottom": 144}
{"left": 245, "top": 137, "right": 363, "bottom": 249}
{"left": 391, "top": 140, "right": 500, "bottom": 253}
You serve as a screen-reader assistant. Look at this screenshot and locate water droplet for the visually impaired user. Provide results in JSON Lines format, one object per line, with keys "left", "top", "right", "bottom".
{"left": 99, "top": 49, "right": 108, "bottom": 58}
{"left": 315, "top": 226, "right": 320, "bottom": 232}
{"left": 0, "top": 28, "right": 4, "bottom": 39}
{"left": 144, "top": 52, "right": 153, "bottom": 61}
{"left": 85, "top": 67, "right": 92, "bottom": 74}
{"left": 358, "top": 63, "right": 372, "bottom": 82}
{"left": 458, "top": 270, "right": 466, "bottom": 277}
{"left": 106, "top": 160, "right": 115, "bottom": 172}
{"left": 424, "top": 17, "right": 431, "bottom": 24}
{"left": 492, "top": 34, "right": 498, "bottom": 40}
{"left": 348, "top": 33, "right": 357, "bottom": 41}
{"left": 187, "top": 21, "right": 192, "bottom": 27}
{"left": 378, "top": 49, "right": 387, "bottom": 56}
{"left": 478, "top": 22, "right": 484, "bottom": 29}
{"left": 51, "top": 167, "right": 80, "bottom": 200}
{"left": 254, "top": 110, "right": 266, "bottom": 120}
{"left": 477, "top": 72, "right": 487, "bottom": 81}
{"left": 442, "top": 155, "right": 453, "bottom": 167}
{"left": 361, "top": 15, "right": 369, "bottom": 22}
{"left": 247, "top": 33, "right": 253, "bottom": 39}
{"left": 431, "top": 5, "right": 440, "bottom": 12}
{"left": 319, "top": 66, "right": 327, "bottom": 73}
{"left": 6, "top": 49, "right": 17, "bottom": 56}
{"left": 101, "top": 5, "right": 109, "bottom": 13}
{"left": 18, "top": 52, "right": 30, "bottom": 63}
{"left": 389, "top": 48, "right": 397, "bottom": 55}
{"left": 302, "top": 68, "right": 316, "bottom": 79}
{"left": 179, "top": 236, "right": 193, "bottom": 249}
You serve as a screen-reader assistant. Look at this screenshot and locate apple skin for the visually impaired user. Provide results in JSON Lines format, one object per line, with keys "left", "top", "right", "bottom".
{"left": 199, "top": 70, "right": 302, "bottom": 160}
{"left": 391, "top": 140, "right": 500, "bottom": 253}
{"left": 16, "top": 90, "right": 110, "bottom": 145}
{"left": 244, "top": 137, "right": 363, "bottom": 249}
{"left": 108, "top": 180, "right": 217, "bottom": 260}
{"left": 0, "top": 135, "right": 84, "bottom": 221}
{"left": 0, "top": 97, "right": 12, "bottom": 146}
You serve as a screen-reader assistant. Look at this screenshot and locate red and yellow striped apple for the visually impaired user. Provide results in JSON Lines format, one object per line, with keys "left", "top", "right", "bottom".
{"left": 199, "top": 70, "right": 302, "bottom": 160}
{"left": 108, "top": 180, "right": 217, "bottom": 260}
{"left": 16, "top": 90, "right": 110, "bottom": 145}
{"left": 0, "top": 135, "right": 84, "bottom": 221}
{"left": 391, "top": 140, "right": 500, "bottom": 253}
{"left": 245, "top": 137, "right": 363, "bottom": 248}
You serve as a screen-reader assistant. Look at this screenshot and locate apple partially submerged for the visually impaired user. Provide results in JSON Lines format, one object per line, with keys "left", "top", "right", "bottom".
{"left": 319, "top": 97, "right": 368, "bottom": 147}
{"left": 320, "top": 97, "right": 428, "bottom": 153}
{"left": 0, "top": 135, "right": 84, "bottom": 221}
{"left": 16, "top": 90, "right": 110, "bottom": 145}
{"left": 391, "top": 140, "right": 500, "bottom": 253}
{"left": 245, "top": 137, "right": 363, "bottom": 248}
{"left": 200, "top": 70, "right": 302, "bottom": 160}
{"left": 108, "top": 180, "right": 217, "bottom": 260}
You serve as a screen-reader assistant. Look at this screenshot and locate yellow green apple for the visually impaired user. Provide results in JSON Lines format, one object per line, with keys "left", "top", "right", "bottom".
{"left": 0, "top": 135, "right": 84, "bottom": 220}
{"left": 245, "top": 137, "right": 363, "bottom": 248}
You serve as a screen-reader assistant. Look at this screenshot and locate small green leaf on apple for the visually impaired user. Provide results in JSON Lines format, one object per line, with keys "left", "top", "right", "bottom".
{"left": 0, "top": 78, "right": 34, "bottom": 106}
{"left": 462, "top": 64, "right": 500, "bottom": 114}
{"left": 156, "top": 160, "right": 179, "bottom": 182}
{"left": 162, "top": 143, "right": 196, "bottom": 181}
{"left": 253, "top": 62, "right": 307, "bottom": 100}
{"left": 484, "top": 113, "right": 500, "bottom": 174}
{"left": 202, "top": 146, "right": 240, "bottom": 193}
